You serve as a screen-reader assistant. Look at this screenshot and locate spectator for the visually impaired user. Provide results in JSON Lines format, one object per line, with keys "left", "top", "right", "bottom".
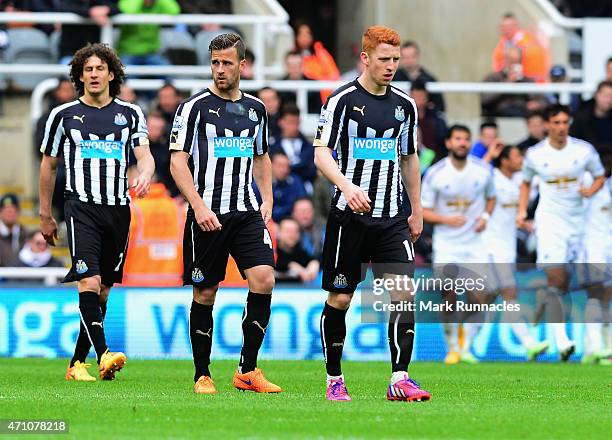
{"left": 312, "top": 169, "right": 333, "bottom": 224}
{"left": 129, "top": 111, "right": 179, "bottom": 197}
{"left": 154, "top": 82, "right": 182, "bottom": 129}
{"left": 269, "top": 151, "right": 306, "bottom": 222}
{"left": 416, "top": 126, "right": 437, "bottom": 174}
{"left": 411, "top": 81, "right": 447, "bottom": 162}
{"left": 116, "top": 0, "right": 180, "bottom": 67}
{"left": 118, "top": 83, "right": 138, "bottom": 103}
{"left": 0, "top": 193, "right": 27, "bottom": 265}
{"left": 16, "top": 231, "right": 63, "bottom": 268}
{"left": 470, "top": 121, "right": 505, "bottom": 163}
{"left": 291, "top": 197, "right": 324, "bottom": 260}
{"left": 340, "top": 53, "right": 365, "bottom": 82}
{"left": 517, "top": 110, "right": 546, "bottom": 152}
{"left": 482, "top": 46, "right": 534, "bottom": 117}
{"left": 277, "top": 50, "right": 322, "bottom": 114}
{"left": 57, "top": 1, "right": 119, "bottom": 64}
{"left": 275, "top": 218, "right": 319, "bottom": 283}
{"left": 177, "top": 1, "right": 234, "bottom": 35}
{"left": 570, "top": 79, "right": 612, "bottom": 164}
{"left": 241, "top": 48, "right": 255, "bottom": 80}
{"left": 35, "top": 78, "right": 76, "bottom": 148}
{"left": 394, "top": 41, "right": 445, "bottom": 111}
{"left": 491, "top": 12, "right": 549, "bottom": 83}
{"left": 607, "top": 57, "right": 612, "bottom": 81}
{"left": 545, "top": 64, "right": 581, "bottom": 111}
{"left": 257, "top": 87, "right": 281, "bottom": 138}
{"left": 293, "top": 20, "right": 339, "bottom": 104}
{"left": 269, "top": 104, "right": 316, "bottom": 188}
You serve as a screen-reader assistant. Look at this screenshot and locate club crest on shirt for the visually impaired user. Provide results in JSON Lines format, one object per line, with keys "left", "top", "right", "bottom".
{"left": 394, "top": 105, "right": 405, "bottom": 121}
{"left": 192, "top": 268, "right": 204, "bottom": 283}
{"left": 248, "top": 108, "right": 258, "bottom": 122}
{"left": 76, "top": 259, "right": 88, "bottom": 274}
{"left": 172, "top": 115, "right": 185, "bottom": 130}
{"left": 333, "top": 273, "right": 348, "bottom": 289}
{"left": 114, "top": 113, "right": 128, "bottom": 126}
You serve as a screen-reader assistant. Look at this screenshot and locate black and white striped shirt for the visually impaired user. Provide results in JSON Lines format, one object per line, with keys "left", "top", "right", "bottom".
{"left": 314, "top": 79, "right": 418, "bottom": 218}
{"left": 169, "top": 89, "right": 268, "bottom": 215}
{"left": 40, "top": 98, "right": 148, "bottom": 206}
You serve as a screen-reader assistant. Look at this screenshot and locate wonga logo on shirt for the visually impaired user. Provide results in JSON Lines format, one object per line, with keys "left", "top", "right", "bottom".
{"left": 213, "top": 137, "right": 254, "bottom": 158}
{"left": 351, "top": 137, "right": 397, "bottom": 161}
{"left": 80, "top": 140, "right": 123, "bottom": 160}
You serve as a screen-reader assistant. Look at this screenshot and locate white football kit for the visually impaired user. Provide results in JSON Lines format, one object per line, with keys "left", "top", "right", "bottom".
{"left": 522, "top": 137, "right": 605, "bottom": 264}
{"left": 421, "top": 156, "right": 495, "bottom": 264}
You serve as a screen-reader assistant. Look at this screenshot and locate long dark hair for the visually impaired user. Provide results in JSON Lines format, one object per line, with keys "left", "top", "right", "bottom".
{"left": 69, "top": 43, "right": 125, "bottom": 97}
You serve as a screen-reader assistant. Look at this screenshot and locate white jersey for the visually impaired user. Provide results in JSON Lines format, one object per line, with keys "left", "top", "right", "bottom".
{"left": 522, "top": 137, "right": 604, "bottom": 227}
{"left": 584, "top": 174, "right": 612, "bottom": 241}
{"left": 421, "top": 156, "right": 495, "bottom": 255}
{"left": 482, "top": 169, "right": 521, "bottom": 262}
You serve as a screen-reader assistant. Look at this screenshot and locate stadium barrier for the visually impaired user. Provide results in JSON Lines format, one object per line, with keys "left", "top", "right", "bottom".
{"left": 0, "top": 7, "right": 292, "bottom": 80}
{"left": 0, "top": 268, "right": 593, "bottom": 362}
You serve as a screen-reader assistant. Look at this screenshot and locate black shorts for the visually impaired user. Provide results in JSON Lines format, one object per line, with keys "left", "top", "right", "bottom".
{"left": 63, "top": 199, "right": 131, "bottom": 286}
{"left": 183, "top": 210, "right": 275, "bottom": 288}
{"left": 321, "top": 208, "right": 415, "bottom": 293}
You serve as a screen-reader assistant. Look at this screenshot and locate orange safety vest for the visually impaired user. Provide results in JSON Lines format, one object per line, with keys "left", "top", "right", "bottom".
{"left": 491, "top": 31, "right": 549, "bottom": 83}
{"left": 302, "top": 41, "right": 341, "bottom": 105}
{"left": 122, "top": 183, "right": 184, "bottom": 286}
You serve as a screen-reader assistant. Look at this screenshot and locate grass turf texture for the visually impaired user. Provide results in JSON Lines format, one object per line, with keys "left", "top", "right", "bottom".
{"left": 0, "top": 359, "right": 610, "bottom": 439}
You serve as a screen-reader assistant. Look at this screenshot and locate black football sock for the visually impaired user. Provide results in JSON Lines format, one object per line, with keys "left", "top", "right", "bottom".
{"left": 190, "top": 300, "right": 214, "bottom": 382}
{"left": 320, "top": 302, "right": 348, "bottom": 376}
{"left": 71, "top": 296, "right": 107, "bottom": 367}
{"left": 77, "top": 291, "right": 108, "bottom": 364}
{"left": 388, "top": 302, "right": 415, "bottom": 373}
{"left": 239, "top": 292, "right": 272, "bottom": 373}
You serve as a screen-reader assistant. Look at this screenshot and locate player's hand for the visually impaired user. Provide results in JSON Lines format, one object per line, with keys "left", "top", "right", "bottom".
{"left": 259, "top": 200, "right": 273, "bottom": 226}
{"left": 407, "top": 209, "right": 423, "bottom": 243}
{"left": 578, "top": 186, "right": 594, "bottom": 198}
{"left": 342, "top": 182, "right": 371, "bottom": 214}
{"left": 445, "top": 215, "right": 466, "bottom": 228}
{"left": 89, "top": 5, "right": 111, "bottom": 26}
{"left": 132, "top": 174, "right": 152, "bottom": 198}
{"left": 194, "top": 205, "right": 222, "bottom": 232}
{"left": 515, "top": 212, "right": 527, "bottom": 229}
{"left": 40, "top": 215, "right": 59, "bottom": 246}
{"left": 474, "top": 217, "right": 487, "bottom": 233}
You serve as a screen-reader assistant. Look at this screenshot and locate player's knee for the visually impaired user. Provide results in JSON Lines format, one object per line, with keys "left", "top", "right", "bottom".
{"left": 77, "top": 276, "right": 102, "bottom": 293}
{"left": 247, "top": 267, "right": 275, "bottom": 294}
{"left": 99, "top": 285, "right": 111, "bottom": 303}
{"left": 193, "top": 286, "right": 218, "bottom": 305}
{"left": 328, "top": 293, "right": 353, "bottom": 310}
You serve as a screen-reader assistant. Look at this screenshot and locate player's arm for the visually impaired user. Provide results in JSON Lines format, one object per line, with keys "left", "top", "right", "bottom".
{"left": 517, "top": 181, "right": 531, "bottom": 228}
{"left": 475, "top": 196, "right": 496, "bottom": 233}
{"left": 475, "top": 169, "right": 496, "bottom": 232}
{"left": 580, "top": 146, "right": 605, "bottom": 198}
{"left": 421, "top": 169, "right": 466, "bottom": 228}
{"left": 252, "top": 153, "right": 273, "bottom": 225}
{"left": 169, "top": 105, "right": 221, "bottom": 231}
{"left": 253, "top": 107, "right": 273, "bottom": 225}
{"left": 399, "top": 100, "right": 423, "bottom": 241}
{"left": 39, "top": 155, "right": 59, "bottom": 246}
{"left": 38, "top": 105, "right": 66, "bottom": 246}
{"left": 170, "top": 151, "right": 221, "bottom": 231}
{"left": 132, "top": 143, "right": 155, "bottom": 198}
{"left": 313, "top": 94, "right": 371, "bottom": 213}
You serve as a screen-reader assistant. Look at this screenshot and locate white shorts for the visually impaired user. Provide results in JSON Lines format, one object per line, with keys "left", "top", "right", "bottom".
{"left": 433, "top": 246, "right": 493, "bottom": 293}
{"left": 485, "top": 253, "right": 516, "bottom": 291}
{"left": 576, "top": 236, "right": 612, "bottom": 286}
{"left": 535, "top": 215, "right": 582, "bottom": 265}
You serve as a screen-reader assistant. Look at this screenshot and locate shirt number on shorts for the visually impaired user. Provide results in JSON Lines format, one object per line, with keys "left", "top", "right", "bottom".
{"left": 263, "top": 229, "right": 273, "bottom": 249}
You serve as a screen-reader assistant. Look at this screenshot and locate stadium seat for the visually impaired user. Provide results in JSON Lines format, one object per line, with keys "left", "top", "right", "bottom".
{"left": 159, "top": 29, "right": 197, "bottom": 65}
{"left": 48, "top": 30, "right": 60, "bottom": 62}
{"left": 195, "top": 29, "right": 234, "bottom": 65}
{"left": 5, "top": 28, "right": 53, "bottom": 90}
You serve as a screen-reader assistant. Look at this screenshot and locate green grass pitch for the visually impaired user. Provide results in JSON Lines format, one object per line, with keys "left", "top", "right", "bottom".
{"left": 0, "top": 359, "right": 610, "bottom": 439}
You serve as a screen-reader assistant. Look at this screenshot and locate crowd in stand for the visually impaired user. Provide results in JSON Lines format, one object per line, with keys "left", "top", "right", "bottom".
{"left": 0, "top": 5, "right": 611, "bottom": 285}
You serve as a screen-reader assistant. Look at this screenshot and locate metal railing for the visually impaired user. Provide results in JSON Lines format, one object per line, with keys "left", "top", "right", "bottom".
{"left": 30, "top": 78, "right": 598, "bottom": 138}
{"left": 0, "top": 267, "right": 66, "bottom": 286}
{"left": 0, "top": 7, "right": 292, "bottom": 80}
